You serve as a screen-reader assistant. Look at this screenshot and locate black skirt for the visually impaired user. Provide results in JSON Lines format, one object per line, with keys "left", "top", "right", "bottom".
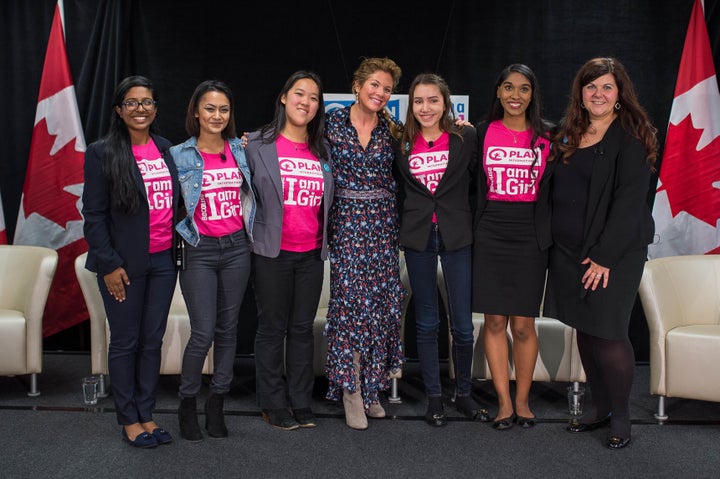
{"left": 543, "top": 241, "right": 647, "bottom": 340}
{"left": 472, "top": 201, "right": 548, "bottom": 317}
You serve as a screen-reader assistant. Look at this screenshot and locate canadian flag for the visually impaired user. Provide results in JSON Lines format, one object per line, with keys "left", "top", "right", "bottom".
{"left": 14, "top": 0, "right": 89, "bottom": 336}
{"left": 0, "top": 189, "right": 7, "bottom": 244}
{"left": 649, "top": 0, "right": 720, "bottom": 258}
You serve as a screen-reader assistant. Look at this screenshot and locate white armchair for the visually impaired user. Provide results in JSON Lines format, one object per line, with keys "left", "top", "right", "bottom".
{"left": 74, "top": 252, "right": 213, "bottom": 398}
{"left": 638, "top": 254, "right": 720, "bottom": 421}
{"left": 0, "top": 245, "right": 58, "bottom": 396}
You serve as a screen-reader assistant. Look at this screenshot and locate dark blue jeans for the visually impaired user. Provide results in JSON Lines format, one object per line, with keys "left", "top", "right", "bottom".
{"left": 405, "top": 225, "right": 473, "bottom": 397}
{"left": 252, "top": 249, "right": 324, "bottom": 410}
{"left": 100, "top": 248, "right": 176, "bottom": 425}
{"left": 179, "top": 230, "right": 250, "bottom": 397}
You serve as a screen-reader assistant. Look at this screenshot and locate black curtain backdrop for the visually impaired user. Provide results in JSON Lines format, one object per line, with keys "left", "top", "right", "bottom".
{"left": 2, "top": 0, "right": 719, "bottom": 357}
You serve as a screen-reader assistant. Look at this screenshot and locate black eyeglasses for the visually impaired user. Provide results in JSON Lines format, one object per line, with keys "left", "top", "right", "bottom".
{"left": 121, "top": 98, "right": 157, "bottom": 111}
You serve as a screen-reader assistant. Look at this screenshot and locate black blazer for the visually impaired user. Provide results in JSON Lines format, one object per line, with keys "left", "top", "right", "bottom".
{"left": 82, "top": 134, "right": 181, "bottom": 277}
{"left": 244, "top": 130, "right": 334, "bottom": 260}
{"left": 475, "top": 120, "right": 554, "bottom": 251}
{"left": 393, "top": 126, "right": 478, "bottom": 251}
{"left": 568, "top": 118, "right": 654, "bottom": 268}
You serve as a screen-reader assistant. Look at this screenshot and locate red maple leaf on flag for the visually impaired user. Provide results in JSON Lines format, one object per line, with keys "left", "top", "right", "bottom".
{"left": 23, "top": 121, "right": 85, "bottom": 228}
{"left": 659, "top": 116, "right": 720, "bottom": 226}
{"left": 649, "top": 0, "right": 720, "bottom": 258}
{"left": 14, "top": 1, "right": 89, "bottom": 336}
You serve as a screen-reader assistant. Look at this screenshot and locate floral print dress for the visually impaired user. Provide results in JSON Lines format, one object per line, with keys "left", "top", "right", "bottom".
{"left": 324, "top": 105, "right": 406, "bottom": 408}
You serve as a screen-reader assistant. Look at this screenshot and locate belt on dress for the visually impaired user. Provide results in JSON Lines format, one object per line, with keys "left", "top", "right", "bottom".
{"left": 335, "top": 188, "right": 393, "bottom": 200}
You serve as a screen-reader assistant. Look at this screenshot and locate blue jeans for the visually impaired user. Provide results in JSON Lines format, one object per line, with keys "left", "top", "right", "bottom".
{"left": 179, "top": 230, "right": 251, "bottom": 397}
{"left": 100, "top": 249, "right": 176, "bottom": 425}
{"left": 405, "top": 225, "right": 473, "bottom": 396}
{"left": 252, "top": 249, "right": 324, "bottom": 410}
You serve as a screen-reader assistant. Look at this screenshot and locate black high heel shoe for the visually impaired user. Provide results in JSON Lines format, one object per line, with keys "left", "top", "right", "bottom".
{"left": 606, "top": 435, "right": 631, "bottom": 449}
{"left": 492, "top": 413, "right": 515, "bottom": 430}
{"left": 567, "top": 413, "right": 611, "bottom": 433}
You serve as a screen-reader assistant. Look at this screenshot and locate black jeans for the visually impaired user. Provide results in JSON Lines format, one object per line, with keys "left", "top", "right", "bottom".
{"left": 252, "top": 249, "right": 324, "bottom": 410}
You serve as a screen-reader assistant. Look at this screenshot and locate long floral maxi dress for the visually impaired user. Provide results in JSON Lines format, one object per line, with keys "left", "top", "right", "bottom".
{"left": 324, "top": 105, "right": 406, "bottom": 408}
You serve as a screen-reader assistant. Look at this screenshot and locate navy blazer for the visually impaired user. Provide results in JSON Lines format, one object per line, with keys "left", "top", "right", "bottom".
{"left": 82, "top": 134, "right": 181, "bottom": 277}
{"left": 244, "top": 130, "right": 334, "bottom": 260}
{"left": 393, "top": 126, "right": 478, "bottom": 251}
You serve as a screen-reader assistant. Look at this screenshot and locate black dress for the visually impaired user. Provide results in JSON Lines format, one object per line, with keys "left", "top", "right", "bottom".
{"left": 544, "top": 145, "right": 648, "bottom": 340}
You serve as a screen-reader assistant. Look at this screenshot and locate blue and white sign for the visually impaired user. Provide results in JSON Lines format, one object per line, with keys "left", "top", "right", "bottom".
{"left": 324, "top": 94, "right": 470, "bottom": 124}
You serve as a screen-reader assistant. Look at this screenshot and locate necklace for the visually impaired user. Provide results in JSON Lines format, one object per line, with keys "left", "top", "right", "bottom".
{"left": 502, "top": 121, "right": 526, "bottom": 144}
{"left": 281, "top": 133, "right": 308, "bottom": 150}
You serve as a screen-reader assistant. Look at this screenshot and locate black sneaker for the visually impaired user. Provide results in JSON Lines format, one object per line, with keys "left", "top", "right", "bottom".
{"left": 262, "top": 409, "right": 299, "bottom": 430}
{"left": 292, "top": 408, "right": 318, "bottom": 428}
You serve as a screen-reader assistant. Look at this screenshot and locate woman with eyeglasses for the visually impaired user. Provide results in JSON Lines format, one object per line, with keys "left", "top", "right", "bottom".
{"left": 83, "top": 75, "right": 180, "bottom": 448}
{"left": 171, "top": 80, "right": 256, "bottom": 442}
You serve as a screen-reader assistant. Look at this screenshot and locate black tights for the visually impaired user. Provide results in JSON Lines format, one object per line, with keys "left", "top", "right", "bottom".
{"left": 577, "top": 331, "right": 635, "bottom": 438}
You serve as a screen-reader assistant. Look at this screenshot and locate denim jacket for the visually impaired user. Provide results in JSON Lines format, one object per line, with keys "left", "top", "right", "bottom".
{"left": 170, "top": 136, "right": 256, "bottom": 247}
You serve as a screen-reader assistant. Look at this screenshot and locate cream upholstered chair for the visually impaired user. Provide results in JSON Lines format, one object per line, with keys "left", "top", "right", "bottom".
{"left": 442, "top": 266, "right": 586, "bottom": 385}
{"left": 74, "top": 252, "right": 213, "bottom": 398}
{"left": 313, "top": 252, "right": 411, "bottom": 403}
{"left": 0, "top": 245, "right": 58, "bottom": 396}
{"left": 638, "top": 254, "right": 720, "bottom": 421}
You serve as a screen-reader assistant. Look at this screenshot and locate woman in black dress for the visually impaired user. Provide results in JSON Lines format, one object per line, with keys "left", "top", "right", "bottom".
{"left": 545, "top": 57, "right": 658, "bottom": 449}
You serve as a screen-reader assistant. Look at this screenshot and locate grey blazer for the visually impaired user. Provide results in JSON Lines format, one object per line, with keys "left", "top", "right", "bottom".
{"left": 244, "top": 130, "right": 334, "bottom": 259}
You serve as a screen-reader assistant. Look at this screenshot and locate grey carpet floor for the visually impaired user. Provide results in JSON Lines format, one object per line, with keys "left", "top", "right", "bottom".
{"left": 1, "top": 353, "right": 719, "bottom": 478}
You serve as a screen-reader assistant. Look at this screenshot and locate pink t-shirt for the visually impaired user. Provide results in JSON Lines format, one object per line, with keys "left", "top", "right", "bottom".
{"left": 132, "top": 140, "right": 173, "bottom": 253}
{"left": 277, "top": 135, "right": 324, "bottom": 252}
{"left": 194, "top": 143, "right": 245, "bottom": 237}
{"left": 483, "top": 120, "right": 549, "bottom": 202}
{"left": 409, "top": 131, "right": 450, "bottom": 223}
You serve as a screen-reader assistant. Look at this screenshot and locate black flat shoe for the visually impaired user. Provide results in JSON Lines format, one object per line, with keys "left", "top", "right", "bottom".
{"left": 454, "top": 395, "right": 491, "bottom": 422}
{"left": 606, "top": 435, "right": 631, "bottom": 449}
{"left": 567, "top": 413, "right": 611, "bottom": 433}
{"left": 492, "top": 414, "right": 515, "bottom": 430}
{"left": 121, "top": 428, "right": 158, "bottom": 449}
{"left": 515, "top": 415, "right": 536, "bottom": 428}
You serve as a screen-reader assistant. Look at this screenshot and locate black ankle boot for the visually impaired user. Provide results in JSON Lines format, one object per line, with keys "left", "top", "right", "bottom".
{"left": 452, "top": 343, "right": 490, "bottom": 422}
{"left": 205, "top": 393, "right": 228, "bottom": 438}
{"left": 178, "top": 396, "right": 203, "bottom": 442}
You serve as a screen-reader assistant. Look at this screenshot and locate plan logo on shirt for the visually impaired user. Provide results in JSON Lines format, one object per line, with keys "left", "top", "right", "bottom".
{"left": 202, "top": 167, "right": 243, "bottom": 189}
{"left": 409, "top": 152, "right": 449, "bottom": 193}
{"left": 136, "top": 157, "right": 168, "bottom": 178}
{"left": 487, "top": 146, "right": 542, "bottom": 166}
{"left": 279, "top": 157, "right": 324, "bottom": 207}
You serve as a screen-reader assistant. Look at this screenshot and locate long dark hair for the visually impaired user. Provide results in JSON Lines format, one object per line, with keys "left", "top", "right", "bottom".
{"left": 486, "top": 63, "right": 553, "bottom": 148}
{"left": 401, "top": 73, "right": 462, "bottom": 154}
{"left": 101, "top": 75, "right": 158, "bottom": 213}
{"left": 184, "top": 80, "right": 237, "bottom": 139}
{"left": 259, "top": 70, "right": 326, "bottom": 158}
{"left": 486, "top": 64, "right": 553, "bottom": 180}
{"left": 554, "top": 57, "right": 658, "bottom": 166}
